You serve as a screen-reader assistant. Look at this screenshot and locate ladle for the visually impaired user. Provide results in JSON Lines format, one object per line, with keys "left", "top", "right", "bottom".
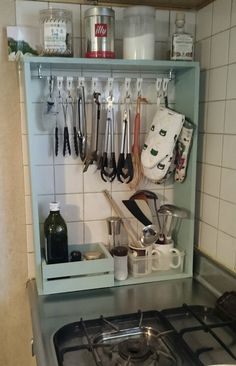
{"left": 141, "top": 224, "right": 158, "bottom": 246}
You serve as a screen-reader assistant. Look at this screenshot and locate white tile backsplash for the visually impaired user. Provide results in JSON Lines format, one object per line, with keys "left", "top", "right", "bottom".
{"left": 201, "top": 193, "right": 219, "bottom": 227}
{"left": 67, "top": 222, "right": 84, "bottom": 245}
{"left": 199, "top": 221, "right": 217, "bottom": 257}
{"left": 55, "top": 165, "right": 83, "bottom": 194}
{"left": 225, "top": 100, "right": 236, "bottom": 134}
{"left": 227, "top": 63, "right": 236, "bottom": 99}
{"left": 205, "top": 134, "right": 223, "bottom": 166}
{"left": 210, "top": 30, "right": 229, "bottom": 68}
{"left": 196, "top": 3, "right": 213, "bottom": 41}
{"left": 231, "top": 0, "right": 236, "bottom": 26}
{"left": 205, "top": 101, "right": 225, "bottom": 133}
{"left": 208, "top": 67, "right": 227, "bottom": 101}
{"left": 38, "top": 195, "right": 54, "bottom": 224}
{"left": 216, "top": 230, "right": 236, "bottom": 269}
{"left": 84, "top": 193, "right": 111, "bottom": 220}
{"left": 222, "top": 135, "right": 236, "bottom": 169}
{"left": 16, "top": 0, "right": 45, "bottom": 27}
{"left": 229, "top": 26, "right": 236, "bottom": 63}
{"left": 84, "top": 220, "right": 108, "bottom": 244}
{"left": 220, "top": 168, "right": 236, "bottom": 204}
{"left": 155, "top": 10, "right": 170, "bottom": 42}
{"left": 56, "top": 193, "right": 84, "bottom": 221}
{"left": 203, "top": 164, "right": 221, "bottom": 197}
{"left": 196, "top": 0, "right": 236, "bottom": 273}
{"left": 212, "top": 0, "right": 232, "bottom": 34}
{"left": 219, "top": 200, "right": 236, "bottom": 237}
{"left": 195, "top": 38, "right": 211, "bottom": 70}
{"left": 84, "top": 165, "right": 112, "bottom": 193}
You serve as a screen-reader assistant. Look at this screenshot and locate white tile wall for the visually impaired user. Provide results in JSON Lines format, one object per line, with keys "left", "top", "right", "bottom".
{"left": 212, "top": 0, "right": 231, "bottom": 34}
{"left": 196, "top": 0, "right": 236, "bottom": 273}
{"left": 196, "top": 3, "right": 213, "bottom": 41}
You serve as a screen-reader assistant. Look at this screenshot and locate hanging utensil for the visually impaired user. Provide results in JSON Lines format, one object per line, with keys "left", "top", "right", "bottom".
{"left": 117, "top": 96, "right": 133, "bottom": 183}
{"left": 122, "top": 199, "right": 152, "bottom": 227}
{"left": 103, "top": 190, "right": 142, "bottom": 248}
{"left": 55, "top": 111, "right": 59, "bottom": 156}
{"left": 141, "top": 224, "right": 159, "bottom": 246}
{"left": 46, "top": 75, "right": 56, "bottom": 114}
{"left": 129, "top": 96, "right": 148, "bottom": 190}
{"left": 77, "top": 86, "right": 87, "bottom": 162}
{"left": 83, "top": 92, "right": 101, "bottom": 172}
{"left": 157, "top": 204, "right": 188, "bottom": 243}
{"left": 62, "top": 95, "right": 72, "bottom": 156}
{"left": 100, "top": 95, "right": 117, "bottom": 182}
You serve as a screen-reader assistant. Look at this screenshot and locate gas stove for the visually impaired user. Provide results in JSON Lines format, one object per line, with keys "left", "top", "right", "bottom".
{"left": 54, "top": 304, "right": 236, "bottom": 366}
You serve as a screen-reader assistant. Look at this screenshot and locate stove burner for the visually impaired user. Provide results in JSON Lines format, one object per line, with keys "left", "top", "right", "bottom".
{"left": 118, "top": 339, "right": 154, "bottom": 362}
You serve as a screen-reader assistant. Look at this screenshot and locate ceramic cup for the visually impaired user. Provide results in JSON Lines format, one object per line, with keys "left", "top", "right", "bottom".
{"left": 112, "top": 246, "right": 128, "bottom": 281}
{"left": 152, "top": 242, "right": 181, "bottom": 271}
{"left": 129, "top": 244, "right": 159, "bottom": 275}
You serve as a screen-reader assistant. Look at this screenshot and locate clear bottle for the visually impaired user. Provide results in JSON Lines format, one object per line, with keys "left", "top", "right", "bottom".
{"left": 44, "top": 202, "right": 68, "bottom": 264}
{"left": 171, "top": 13, "right": 193, "bottom": 61}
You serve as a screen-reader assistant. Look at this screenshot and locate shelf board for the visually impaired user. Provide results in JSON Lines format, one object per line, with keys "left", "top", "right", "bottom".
{"left": 38, "top": 0, "right": 213, "bottom": 11}
{"left": 22, "top": 56, "right": 199, "bottom": 74}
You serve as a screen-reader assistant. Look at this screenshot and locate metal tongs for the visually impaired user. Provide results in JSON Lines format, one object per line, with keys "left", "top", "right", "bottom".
{"left": 83, "top": 92, "right": 101, "bottom": 172}
{"left": 62, "top": 94, "right": 73, "bottom": 156}
{"left": 77, "top": 86, "right": 87, "bottom": 162}
{"left": 100, "top": 95, "right": 117, "bottom": 182}
{"left": 117, "top": 96, "right": 133, "bottom": 183}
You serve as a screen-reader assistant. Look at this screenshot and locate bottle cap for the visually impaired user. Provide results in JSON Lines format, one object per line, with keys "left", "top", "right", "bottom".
{"left": 176, "top": 12, "right": 185, "bottom": 21}
{"left": 49, "top": 201, "right": 60, "bottom": 211}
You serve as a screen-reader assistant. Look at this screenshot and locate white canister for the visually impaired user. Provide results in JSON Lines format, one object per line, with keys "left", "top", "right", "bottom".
{"left": 112, "top": 246, "right": 128, "bottom": 281}
{"left": 123, "top": 6, "right": 155, "bottom": 60}
{"left": 40, "top": 8, "right": 73, "bottom": 56}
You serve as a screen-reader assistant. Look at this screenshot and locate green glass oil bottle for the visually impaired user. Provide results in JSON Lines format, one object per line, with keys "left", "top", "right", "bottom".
{"left": 44, "top": 202, "right": 68, "bottom": 264}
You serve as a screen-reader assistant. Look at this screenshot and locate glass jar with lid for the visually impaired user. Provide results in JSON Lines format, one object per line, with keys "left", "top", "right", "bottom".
{"left": 123, "top": 6, "right": 155, "bottom": 60}
{"left": 40, "top": 8, "right": 73, "bottom": 56}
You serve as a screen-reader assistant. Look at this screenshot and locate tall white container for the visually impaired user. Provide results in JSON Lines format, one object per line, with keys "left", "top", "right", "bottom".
{"left": 123, "top": 6, "right": 155, "bottom": 60}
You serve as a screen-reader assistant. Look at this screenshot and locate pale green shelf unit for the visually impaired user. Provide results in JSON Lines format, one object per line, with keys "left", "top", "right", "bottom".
{"left": 22, "top": 57, "right": 200, "bottom": 295}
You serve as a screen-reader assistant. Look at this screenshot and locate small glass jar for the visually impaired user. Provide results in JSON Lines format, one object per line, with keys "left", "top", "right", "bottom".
{"left": 40, "top": 8, "right": 73, "bottom": 57}
{"left": 123, "top": 6, "right": 155, "bottom": 60}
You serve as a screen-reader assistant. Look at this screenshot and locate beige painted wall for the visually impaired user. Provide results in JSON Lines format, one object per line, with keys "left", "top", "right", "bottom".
{"left": 0, "top": 1, "right": 35, "bottom": 365}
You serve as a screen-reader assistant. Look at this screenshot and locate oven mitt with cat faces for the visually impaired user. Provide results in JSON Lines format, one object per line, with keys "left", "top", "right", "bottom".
{"left": 141, "top": 107, "right": 185, "bottom": 169}
{"left": 175, "top": 122, "right": 194, "bottom": 183}
{"left": 142, "top": 148, "right": 176, "bottom": 183}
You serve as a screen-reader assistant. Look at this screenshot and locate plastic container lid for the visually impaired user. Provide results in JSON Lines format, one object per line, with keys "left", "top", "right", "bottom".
{"left": 112, "top": 246, "right": 128, "bottom": 257}
{"left": 49, "top": 202, "right": 60, "bottom": 211}
{"left": 40, "top": 8, "right": 72, "bottom": 21}
{"left": 85, "top": 7, "right": 114, "bottom": 17}
{"left": 124, "top": 6, "right": 155, "bottom": 18}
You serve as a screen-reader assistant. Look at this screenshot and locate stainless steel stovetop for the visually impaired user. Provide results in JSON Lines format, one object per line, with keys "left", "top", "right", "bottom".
{"left": 54, "top": 304, "right": 236, "bottom": 366}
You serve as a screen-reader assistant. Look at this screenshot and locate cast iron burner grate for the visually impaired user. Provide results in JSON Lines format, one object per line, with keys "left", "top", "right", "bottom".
{"left": 53, "top": 305, "right": 236, "bottom": 366}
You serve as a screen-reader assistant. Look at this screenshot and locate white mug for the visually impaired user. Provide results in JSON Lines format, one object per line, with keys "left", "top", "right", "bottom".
{"left": 152, "top": 242, "right": 181, "bottom": 271}
{"left": 129, "top": 244, "right": 159, "bottom": 275}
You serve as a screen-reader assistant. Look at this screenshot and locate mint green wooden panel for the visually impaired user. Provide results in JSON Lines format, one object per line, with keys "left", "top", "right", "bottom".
{"left": 173, "top": 66, "right": 200, "bottom": 277}
{"left": 22, "top": 58, "right": 200, "bottom": 295}
{"left": 43, "top": 273, "right": 114, "bottom": 294}
{"left": 42, "top": 244, "right": 114, "bottom": 278}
